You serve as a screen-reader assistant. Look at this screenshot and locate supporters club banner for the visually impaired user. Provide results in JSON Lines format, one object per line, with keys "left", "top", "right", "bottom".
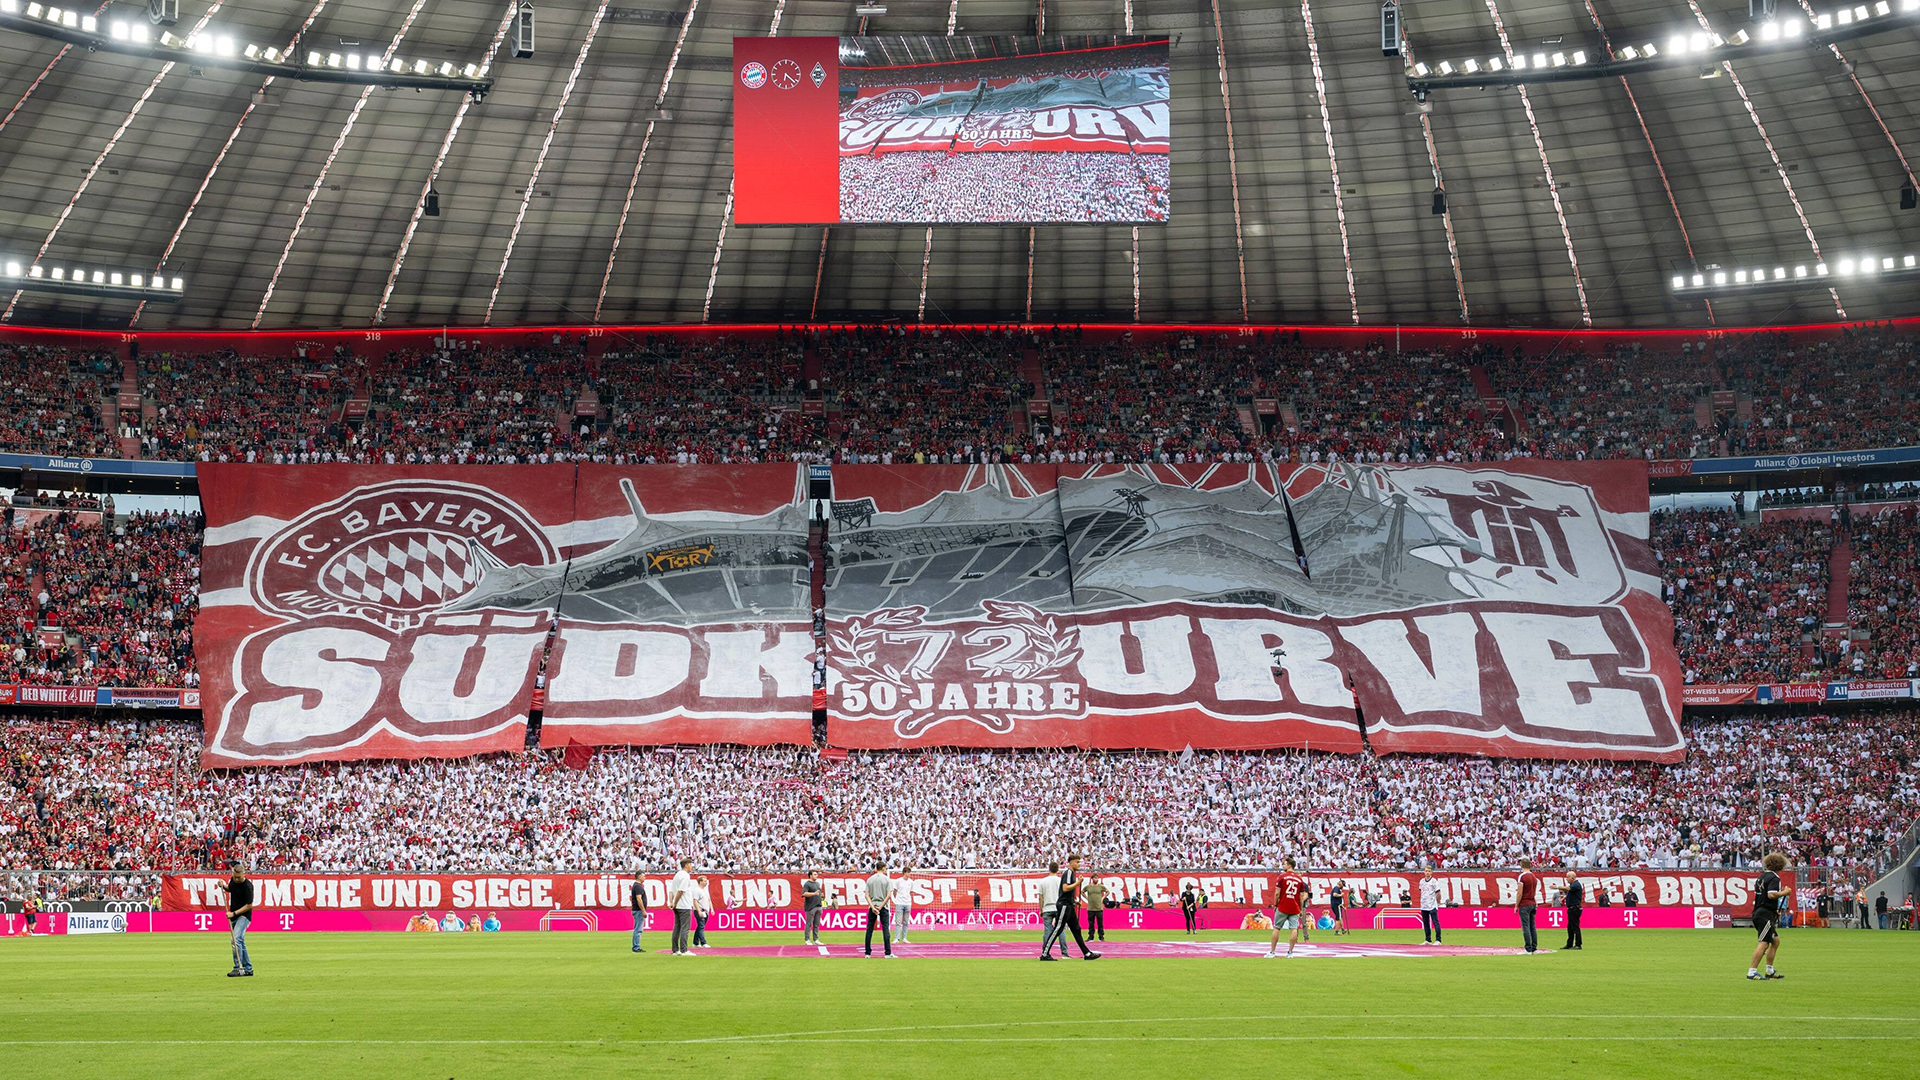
{"left": 536, "top": 464, "right": 814, "bottom": 748}
{"left": 825, "top": 461, "right": 1683, "bottom": 761}
{"left": 194, "top": 465, "right": 814, "bottom": 767}
{"left": 1681, "top": 684, "right": 1758, "bottom": 706}
{"left": 160, "top": 868, "right": 1773, "bottom": 917}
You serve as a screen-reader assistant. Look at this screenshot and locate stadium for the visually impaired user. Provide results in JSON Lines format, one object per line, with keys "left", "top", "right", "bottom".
{"left": 2, "top": 0, "right": 1920, "bottom": 1077}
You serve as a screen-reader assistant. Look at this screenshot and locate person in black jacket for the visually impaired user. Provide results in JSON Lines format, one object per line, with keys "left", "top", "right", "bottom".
{"left": 1561, "top": 869, "right": 1585, "bottom": 951}
{"left": 629, "top": 871, "right": 648, "bottom": 953}
{"left": 226, "top": 865, "right": 255, "bottom": 977}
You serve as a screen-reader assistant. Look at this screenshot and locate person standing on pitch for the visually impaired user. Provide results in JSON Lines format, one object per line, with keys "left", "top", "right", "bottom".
{"left": 225, "top": 864, "right": 255, "bottom": 977}
{"left": 1041, "top": 855, "right": 1101, "bottom": 960}
{"left": 1515, "top": 858, "right": 1542, "bottom": 954}
{"left": 1083, "top": 871, "right": 1108, "bottom": 942}
{"left": 801, "top": 869, "right": 824, "bottom": 945}
{"left": 1418, "top": 869, "right": 1443, "bottom": 945}
{"left": 692, "top": 875, "right": 713, "bottom": 948}
{"left": 669, "top": 858, "right": 695, "bottom": 956}
{"left": 1264, "top": 857, "right": 1308, "bottom": 958}
{"left": 1038, "top": 862, "right": 1063, "bottom": 959}
{"left": 1562, "top": 868, "right": 1584, "bottom": 951}
{"left": 864, "top": 862, "right": 894, "bottom": 957}
{"left": 1179, "top": 884, "right": 1198, "bottom": 935}
{"left": 892, "top": 866, "right": 914, "bottom": 945}
{"left": 630, "top": 870, "right": 648, "bottom": 953}
{"left": 1748, "top": 852, "right": 1792, "bottom": 980}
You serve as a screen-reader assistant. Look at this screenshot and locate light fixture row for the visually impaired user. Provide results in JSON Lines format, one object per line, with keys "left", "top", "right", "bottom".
{"left": 1410, "top": 0, "right": 1916, "bottom": 81}
{"left": 2, "top": 259, "right": 184, "bottom": 294}
{"left": 1672, "top": 253, "right": 1920, "bottom": 292}
{"left": 0, "top": 1, "right": 488, "bottom": 84}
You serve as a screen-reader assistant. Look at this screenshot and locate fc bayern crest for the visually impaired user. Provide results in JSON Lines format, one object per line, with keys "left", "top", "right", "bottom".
{"left": 247, "top": 480, "right": 558, "bottom": 630}
{"left": 739, "top": 61, "right": 767, "bottom": 88}
{"left": 810, "top": 61, "right": 826, "bottom": 88}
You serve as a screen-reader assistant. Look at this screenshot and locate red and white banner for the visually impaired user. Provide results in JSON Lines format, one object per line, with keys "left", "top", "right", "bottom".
{"left": 12, "top": 685, "right": 97, "bottom": 706}
{"left": 17, "top": 904, "right": 1715, "bottom": 937}
{"left": 826, "top": 461, "right": 1683, "bottom": 761}
{"left": 537, "top": 464, "right": 814, "bottom": 748}
{"left": 161, "top": 868, "right": 1776, "bottom": 917}
{"left": 195, "top": 465, "right": 816, "bottom": 767}
{"left": 1681, "top": 683, "right": 1758, "bottom": 706}
{"left": 1769, "top": 682, "right": 1828, "bottom": 703}
{"left": 195, "top": 465, "right": 579, "bottom": 767}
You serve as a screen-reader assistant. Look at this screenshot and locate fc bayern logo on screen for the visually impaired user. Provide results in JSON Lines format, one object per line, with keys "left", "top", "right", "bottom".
{"left": 739, "top": 61, "right": 767, "bottom": 89}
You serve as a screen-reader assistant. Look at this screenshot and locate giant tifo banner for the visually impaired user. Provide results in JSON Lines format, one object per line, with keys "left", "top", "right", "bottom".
{"left": 825, "top": 461, "right": 1684, "bottom": 761}
{"left": 160, "top": 869, "right": 1774, "bottom": 917}
{"left": 535, "top": 465, "right": 813, "bottom": 748}
{"left": 194, "top": 465, "right": 813, "bottom": 767}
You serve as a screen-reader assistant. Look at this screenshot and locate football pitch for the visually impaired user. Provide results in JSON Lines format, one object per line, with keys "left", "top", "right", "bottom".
{"left": 4, "top": 927, "right": 1916, "bottom": 1077}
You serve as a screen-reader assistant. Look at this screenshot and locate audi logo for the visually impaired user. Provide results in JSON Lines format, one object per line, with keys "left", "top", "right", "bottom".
{"left": 39, "top": 900, "right": 72, "bottom": 913}
{"left": 103, "top": 901, "right": 150, "bottom": 914}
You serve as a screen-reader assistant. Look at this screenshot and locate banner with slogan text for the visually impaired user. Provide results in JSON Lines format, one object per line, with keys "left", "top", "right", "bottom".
{"left": 160, "top": 868, "right": 1774, "bottom": 918}
{"left": 536, "top": 464, "right": 815, "bottom": 748}
{"left": 825, "top": 461, "right": 1683, "bottom": 760}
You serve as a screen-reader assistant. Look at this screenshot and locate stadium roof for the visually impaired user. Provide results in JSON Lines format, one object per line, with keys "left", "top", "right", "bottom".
{"left": 0, "top": 0, "right": 1916, "bottom": 331}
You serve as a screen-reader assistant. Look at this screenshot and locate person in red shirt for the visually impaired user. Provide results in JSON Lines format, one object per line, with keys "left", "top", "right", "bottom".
{"left": 1264, "top": 857, "right": 1309, "bottom": 959}
{"left": 1516, "top": 857, "right": 1542, "bottom": 954}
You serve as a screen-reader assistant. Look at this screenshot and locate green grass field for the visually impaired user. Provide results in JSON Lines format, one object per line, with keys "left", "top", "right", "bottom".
{"left": 4, "top": 927, "right": 1916, "bottom": 1077}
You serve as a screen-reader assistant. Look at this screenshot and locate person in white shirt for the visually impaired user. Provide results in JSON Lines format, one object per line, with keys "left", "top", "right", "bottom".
{"left": 692, "top": 875, "right": 715, "bottom": 947}
{"left": 669, "top": 858, "right": 696, "bottom": 956}
{"left": 1038, "top": 862, "right": 1063, "bottom": 959}
{"left": 864, "top": 862, "right": 894, "bottom": 957}
{"left": 1418, "top": 869, "right": 1443, "bottom": 945}
{"left": 892, "top": 866, "right": 915, "bottom": 945}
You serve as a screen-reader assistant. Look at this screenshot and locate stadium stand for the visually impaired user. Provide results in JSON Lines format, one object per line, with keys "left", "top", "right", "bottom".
{"left": 1653, "top": 509, "right": 1835, "bottom": 684}
{"left": 1847, "top": 508, "right": 1920, "bottom": 679}
{"left": 3, "top": 712, "right": 1912, "bottom": 884}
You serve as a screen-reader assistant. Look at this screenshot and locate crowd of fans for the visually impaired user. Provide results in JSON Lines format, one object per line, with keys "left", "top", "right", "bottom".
{"left": 0, "top": 324, "right": 1915, "bottom": 468}
{"left": 840, "top": 151, "right": 1170, "bottom": 224}
{"left": 0, "top": 511, "right": 201, "bottom": 688}
{"left": 822, "top": 332, "right": 1030, "bottom": 461}
{"left": 1718, "top": 328, "right": 1920, "bottom": 455}
{"left": 1481, "top": 343, "right": 1719, "bottom": 461}
{"left": 1847, "top": 507, "right": 1920, "bottom": 679}
{"left": 2, "top": 711, "right": 1913, "bottom": 885}
{"left": 0, "top": 343, "right": 118, "bottom": 459}
{"left": 1655, "top": 508, "right": 1835, "bottom": 684}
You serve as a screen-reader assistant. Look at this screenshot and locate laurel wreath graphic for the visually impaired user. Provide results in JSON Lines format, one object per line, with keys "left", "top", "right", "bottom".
{"left": 829, "top": 606, "right": 932, "bottom": 684}
{"left": 830, "top": 601, "right": 1082, "bottom": 739}
{"left": 973, "top": 600, "right": 1082, "bottom": 680}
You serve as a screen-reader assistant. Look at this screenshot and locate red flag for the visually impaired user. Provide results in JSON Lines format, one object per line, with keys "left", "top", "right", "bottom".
{"left": 562, "top": 740, "right": 595, "bottom": 771}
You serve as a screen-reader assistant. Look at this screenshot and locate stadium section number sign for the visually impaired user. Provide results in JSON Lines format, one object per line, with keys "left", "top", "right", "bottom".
{"left": 733, "top": 35, "right": 1170, "bottom": 225}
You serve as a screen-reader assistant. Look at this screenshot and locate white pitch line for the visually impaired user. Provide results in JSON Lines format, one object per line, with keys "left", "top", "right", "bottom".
{"left": 6, "top": 1012, "right": 1910, "bottom": 1050}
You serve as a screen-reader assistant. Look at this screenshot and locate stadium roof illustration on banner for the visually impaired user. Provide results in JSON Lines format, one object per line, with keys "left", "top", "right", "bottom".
{"left": 1, "top": 0, "right": 1916, "bottom": 329}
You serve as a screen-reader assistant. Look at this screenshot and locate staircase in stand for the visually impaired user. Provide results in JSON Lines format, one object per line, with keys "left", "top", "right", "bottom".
{"left": 1825, "top": 526, "right": 1853, "bottom": 640}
